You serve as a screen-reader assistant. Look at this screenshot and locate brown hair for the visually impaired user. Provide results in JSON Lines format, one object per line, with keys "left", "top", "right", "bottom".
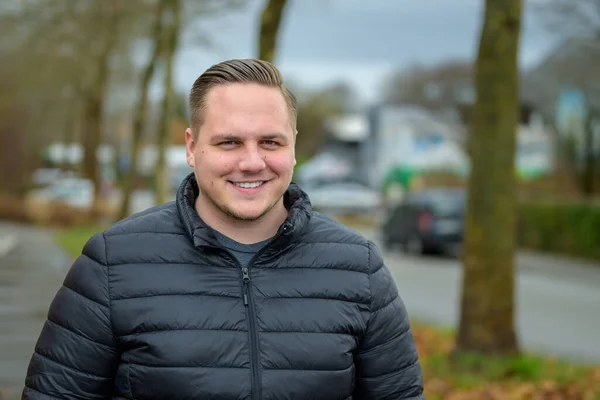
{"left": 188, "top": 58, "right": 297, "bottom": 137}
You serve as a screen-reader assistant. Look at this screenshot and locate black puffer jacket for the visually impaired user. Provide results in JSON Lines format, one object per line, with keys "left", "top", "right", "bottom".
{"left": 23, "top": 174, "right": 424, "bottom": 400}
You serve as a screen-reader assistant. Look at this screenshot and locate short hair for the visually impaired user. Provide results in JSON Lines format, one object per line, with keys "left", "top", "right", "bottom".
{"left": 188, "top": 58, "right": 297, "bottom": 137}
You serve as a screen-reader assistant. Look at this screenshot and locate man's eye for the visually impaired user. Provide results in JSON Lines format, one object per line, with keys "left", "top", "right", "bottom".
{"left": 219, "top": 141, "right": 237, "bottom": 146}
{"left": 262, "top": 140, "right": 279, "bottom": 146}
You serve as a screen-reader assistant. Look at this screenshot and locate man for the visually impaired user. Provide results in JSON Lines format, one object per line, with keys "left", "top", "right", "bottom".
{"left": 23, "top": 59, "right": 425, "bottom": 399}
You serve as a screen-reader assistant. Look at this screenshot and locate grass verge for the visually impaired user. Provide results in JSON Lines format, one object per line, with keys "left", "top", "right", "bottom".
{"left": 54, "top": 225, "right": 107, "bottom": 259}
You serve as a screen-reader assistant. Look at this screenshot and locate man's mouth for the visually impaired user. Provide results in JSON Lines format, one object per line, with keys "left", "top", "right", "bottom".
{"left": 231, "top": 181, "right": 265, "bottom": 189}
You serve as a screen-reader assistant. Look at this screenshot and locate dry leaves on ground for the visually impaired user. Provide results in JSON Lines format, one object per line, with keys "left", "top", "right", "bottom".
{"left": 411, "top": 324, "right": 600, "bottom": 400}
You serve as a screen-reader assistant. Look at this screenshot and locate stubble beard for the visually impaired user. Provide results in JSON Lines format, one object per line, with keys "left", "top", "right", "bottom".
{"left": 203, "top": 189, "right": 284, "bottom": 222}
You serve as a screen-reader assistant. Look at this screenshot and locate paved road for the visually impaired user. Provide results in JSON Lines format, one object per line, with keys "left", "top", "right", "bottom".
{"left": 357, "top": 228, "right": 600, "bottom": 365}
{"left": 0, "top": 222, "right": 71, "bottom": 399}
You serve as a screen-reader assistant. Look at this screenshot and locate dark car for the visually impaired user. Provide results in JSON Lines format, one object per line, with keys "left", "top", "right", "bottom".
{"left": 381, "top": 188, "right": 466, "bottom": 256}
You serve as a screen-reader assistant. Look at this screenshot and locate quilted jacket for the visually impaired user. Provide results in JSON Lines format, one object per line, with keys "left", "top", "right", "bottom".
{"left": 22, "top": 173, "right": 425, "bottom": 399}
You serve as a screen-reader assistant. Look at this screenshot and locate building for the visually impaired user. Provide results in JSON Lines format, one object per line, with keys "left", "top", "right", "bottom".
{"left": 362, "top": 105, "right": 467, "bottom": 189}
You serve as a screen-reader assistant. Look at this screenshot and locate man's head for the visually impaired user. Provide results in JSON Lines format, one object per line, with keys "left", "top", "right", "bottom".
{"left": 185, "top": 58, "right": 298, "bottom": 225}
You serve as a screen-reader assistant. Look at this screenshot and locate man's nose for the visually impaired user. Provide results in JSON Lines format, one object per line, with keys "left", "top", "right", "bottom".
{"left": 238, "top": 147, "right": 266, "bottom": 173}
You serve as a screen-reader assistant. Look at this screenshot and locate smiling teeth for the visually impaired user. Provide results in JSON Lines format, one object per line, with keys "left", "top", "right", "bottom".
{"left": 234, "top": 182, "right": 264, "bottom": 188}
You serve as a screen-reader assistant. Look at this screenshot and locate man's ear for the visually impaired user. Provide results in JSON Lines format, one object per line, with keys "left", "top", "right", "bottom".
{"left": 293, "top": 129, "right": 298, "bottom": 166}
{"left": 185, "top": 128, "right": 196, "bottom": 168}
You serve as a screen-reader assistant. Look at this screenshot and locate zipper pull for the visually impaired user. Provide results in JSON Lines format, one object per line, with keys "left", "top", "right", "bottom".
{"left": 242, "top": 267, "right": 250, "bottom": 306}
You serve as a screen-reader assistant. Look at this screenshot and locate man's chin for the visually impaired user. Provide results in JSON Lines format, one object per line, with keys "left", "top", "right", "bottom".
{"left": 222, "top": 199, "right": 281, "bottom": 222}
{"left": 225, "top": 210, "right": 265, "bottom": 222}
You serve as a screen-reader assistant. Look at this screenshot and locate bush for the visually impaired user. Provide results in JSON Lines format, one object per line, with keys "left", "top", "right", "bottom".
{"left": 0, "top": 194, "right": 33, "bottom": 223}
{"left": 26, "top": 198, "right": 116, "bottom": 228}
{"left": 518, "top": 200, "right": 600, "bottom": 261}
{"left": 0, "top": 194, "right": 117, "bottom": 228}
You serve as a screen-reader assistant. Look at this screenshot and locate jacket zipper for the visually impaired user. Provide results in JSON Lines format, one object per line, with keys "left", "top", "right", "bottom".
{"left": 241, "top": 266, "right": 261, "bottom": 400}
{"left": 215, "top": 225, "right": 289, "bottom": 400}
{"left": 240, "top": 227, "right": 288, "bottom": 400}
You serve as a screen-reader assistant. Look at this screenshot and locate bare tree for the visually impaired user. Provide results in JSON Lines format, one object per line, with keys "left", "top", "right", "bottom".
{"left": 456, "top": 0, "right": 522, "bottom": 355}
{"left": 0, "top": 0, "right": 155, "bottom": 208}
{"left": 383, "top": 60, "right": 474, "bottom": 109}
{"left": 118, "top": 0, "right": 169, "bottom": 221}
{"left": 2, "top": 0, "right": 249, "bottom": 218}
{"left": 535, "top": 0, "right": 600, "bottom": 39}
{"left": 534, "top": 0, "right": 600, "bottom": 196}
{"left": 155, "top": 0, "right": 182, "bottom": 205}
{"left": 82, "top": 1, "right": 123, "bottom": 213}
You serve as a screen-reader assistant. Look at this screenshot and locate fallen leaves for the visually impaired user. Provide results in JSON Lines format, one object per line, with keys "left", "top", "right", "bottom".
{"left": 411, "top": 323, "right": 600, "bottom": 400}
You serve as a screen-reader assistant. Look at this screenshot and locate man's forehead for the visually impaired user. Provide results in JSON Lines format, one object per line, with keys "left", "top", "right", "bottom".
{"left": 206, "top": 82, "right": 281, "bottom": 101}
{"left": 196, "top": 83, "right": 296, "bottom": 135}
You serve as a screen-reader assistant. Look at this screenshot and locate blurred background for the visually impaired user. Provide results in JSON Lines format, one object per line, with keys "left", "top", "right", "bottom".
{"left": 1, "top": 0, "right": 600, "bottom": 399}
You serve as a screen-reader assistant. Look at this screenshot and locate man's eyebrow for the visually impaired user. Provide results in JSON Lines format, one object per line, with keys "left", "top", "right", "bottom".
{"left": 211, "top": 134, "right": 241, "bottom": 142}
{"left": 262, "top": 133, "right": 289, "bottom": 141}
{"left": 211, "top": 133, "right": 289, "bottom": 142}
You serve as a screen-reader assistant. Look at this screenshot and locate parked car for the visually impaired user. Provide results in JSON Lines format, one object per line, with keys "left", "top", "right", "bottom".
{"left": 303, "top": 180, "right": 382, "bottom": 215}
{"left": 31, "top": 168, "right": 78, "bottom": 186}
{"left": 381, "top": 187, "right": 466, "bottom": 256}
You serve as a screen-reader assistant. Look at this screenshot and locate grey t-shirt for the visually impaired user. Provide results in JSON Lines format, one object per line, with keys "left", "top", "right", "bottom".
{"left": 213, "top": 230, "right": 272, "bottom": 268}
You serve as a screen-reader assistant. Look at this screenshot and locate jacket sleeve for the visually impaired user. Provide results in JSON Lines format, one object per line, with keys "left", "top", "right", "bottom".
{"left": 22, "top": 233, "right": 119, "bottom": 399}
{"left": 353, "top": 241, "right": 425, "bottom": 399}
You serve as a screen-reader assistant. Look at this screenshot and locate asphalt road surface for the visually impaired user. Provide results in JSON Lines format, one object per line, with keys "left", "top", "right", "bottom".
{"left": 357, "top": 227, "right": 600, "bottom": 365}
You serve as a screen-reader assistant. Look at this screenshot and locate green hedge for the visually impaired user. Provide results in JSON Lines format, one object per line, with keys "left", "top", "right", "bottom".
{"left": 518, "top": 201, "right": 600, "bottom": 260}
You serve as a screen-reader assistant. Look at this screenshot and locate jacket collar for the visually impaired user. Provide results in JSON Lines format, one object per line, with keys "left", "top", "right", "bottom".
{"left": 176, "top": 172, "right": 312, "bottom": 251}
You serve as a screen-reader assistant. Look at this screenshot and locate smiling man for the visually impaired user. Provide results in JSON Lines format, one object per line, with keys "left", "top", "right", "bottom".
{"left": 22, "top": 59, "right": 425, "bottom": 400}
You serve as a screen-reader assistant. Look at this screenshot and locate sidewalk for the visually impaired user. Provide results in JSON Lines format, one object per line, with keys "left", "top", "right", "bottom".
{"left": 0, "top": 221, "right": 71, "bottom": 399}
{"left": 517, "top": 249, "right": 600, "bottom": 286}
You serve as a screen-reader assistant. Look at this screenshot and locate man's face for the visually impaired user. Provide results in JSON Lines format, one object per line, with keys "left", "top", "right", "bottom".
{"left": 185, "top": 83, "right": 296, "bottom": 222}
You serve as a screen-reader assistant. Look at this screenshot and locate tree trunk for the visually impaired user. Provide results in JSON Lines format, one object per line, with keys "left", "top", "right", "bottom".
{"left": 118, "top": 0, "right": 167, "bottom": 221}
{"left": 65, "top": 100, "right": 82, "bottom": 171}
{"left": 155, "top": 0, "right": 181, "bottom": 206}
{"left": 456, "top": 0, "right": 522, "bottom": 355}
{"left": 258, "top": 0, "right": 288, "bottom": 63}
{"left": 82, "top": 93, "right": 102, "bottom": 204}
{"left": 83, "top": 0, "right": 121, "bottom": 213}
{"left": 0, "top": 108, "right": 28, "bottom": 195}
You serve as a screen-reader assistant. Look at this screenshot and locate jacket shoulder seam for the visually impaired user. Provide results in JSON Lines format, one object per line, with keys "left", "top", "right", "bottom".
{"left": 372, "top": 292, "right": 399, "bottom": 315}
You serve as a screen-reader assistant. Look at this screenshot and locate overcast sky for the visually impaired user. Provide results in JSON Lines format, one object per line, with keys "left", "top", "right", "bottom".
{"left": 173, "top": 0, "right": 557, "bottom": 103}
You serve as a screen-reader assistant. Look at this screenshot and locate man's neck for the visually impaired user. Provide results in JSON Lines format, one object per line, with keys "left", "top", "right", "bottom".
{"left": 195, "top": 196, "right": 288, "bottom": 245}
